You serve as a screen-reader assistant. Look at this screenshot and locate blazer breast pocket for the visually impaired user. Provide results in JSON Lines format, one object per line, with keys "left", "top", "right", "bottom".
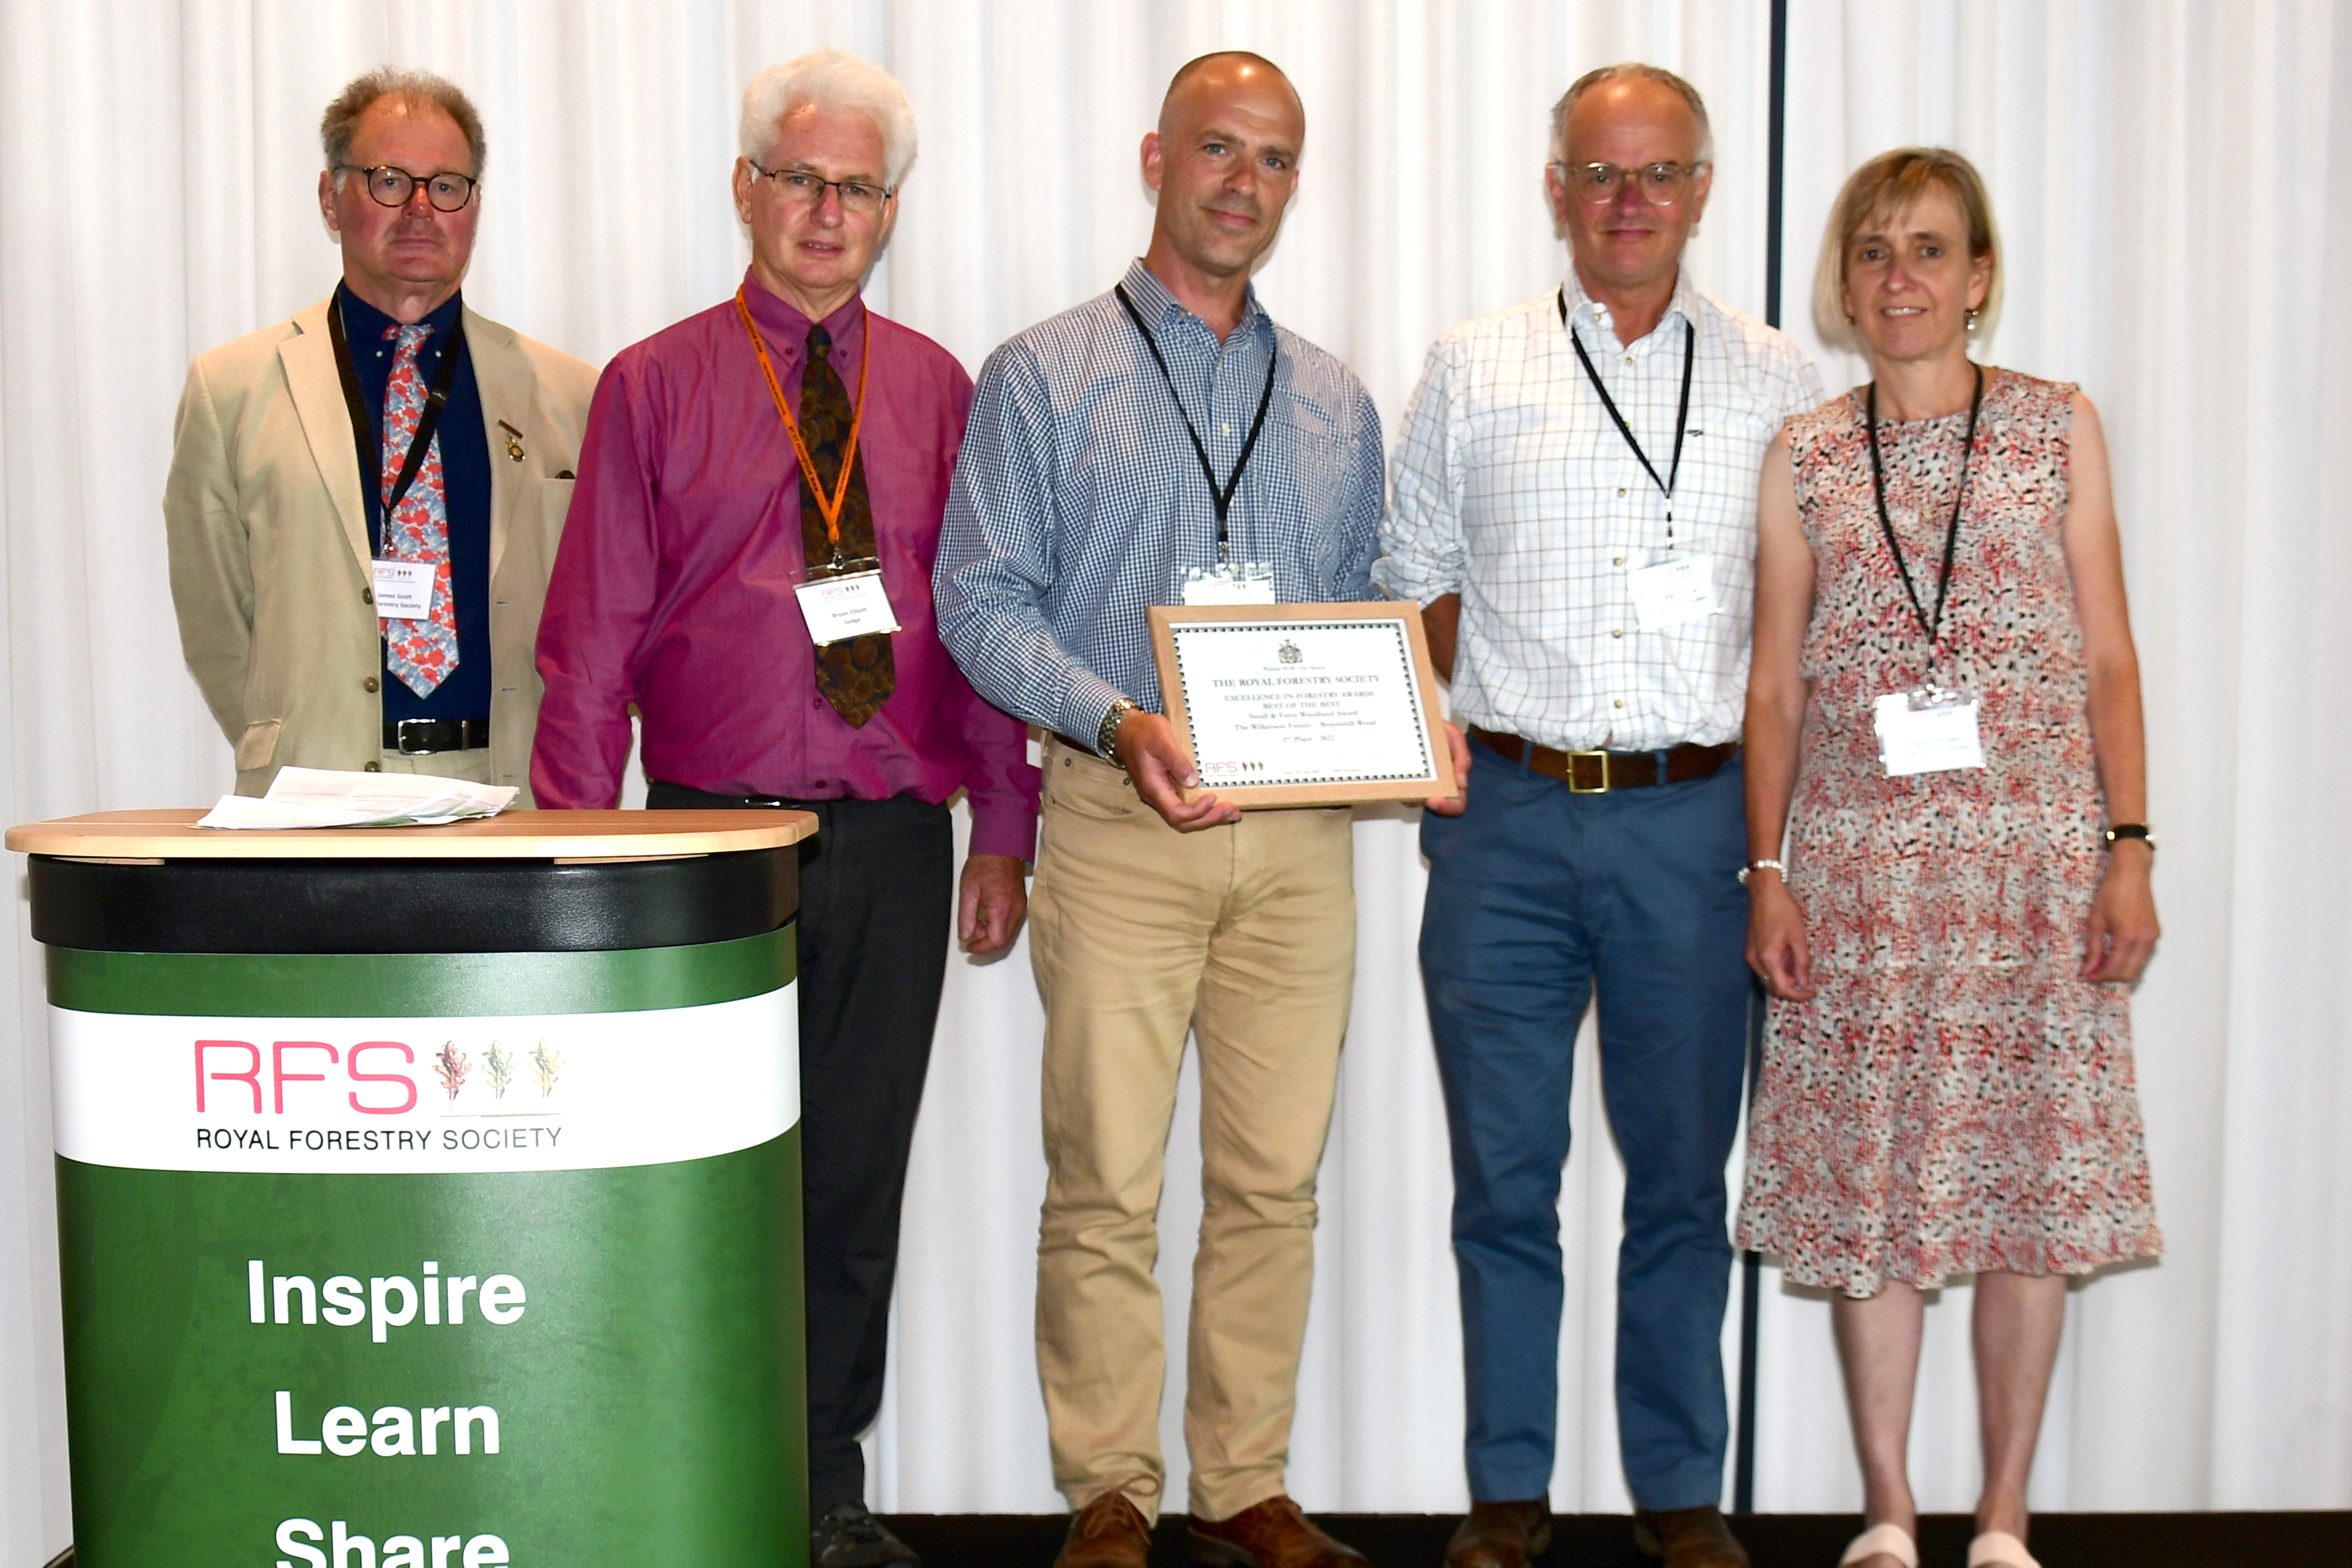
{"left": 534, "top": 474, "right": 577, "bottom": 542}
{"left": 507, "top": 474, "right": 576, "bottom": 576}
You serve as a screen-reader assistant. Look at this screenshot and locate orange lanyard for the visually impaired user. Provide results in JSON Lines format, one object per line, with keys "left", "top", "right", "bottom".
{"left": 734, "top": 288, "right": 871, "bottom": 564}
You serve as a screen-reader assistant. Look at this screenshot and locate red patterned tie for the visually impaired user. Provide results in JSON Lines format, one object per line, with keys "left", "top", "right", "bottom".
{"left": 379, "top": 324, "right": 458, "bottom": 696}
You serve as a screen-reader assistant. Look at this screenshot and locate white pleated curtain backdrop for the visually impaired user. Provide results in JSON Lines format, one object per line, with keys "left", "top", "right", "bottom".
{"left": 1, "top": 3, "right": 2347, "bottom": 1559}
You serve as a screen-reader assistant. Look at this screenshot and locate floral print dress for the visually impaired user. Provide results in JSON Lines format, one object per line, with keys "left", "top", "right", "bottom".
{"left": 1734, "top": 368, "right": 2161, "bottom": 1296}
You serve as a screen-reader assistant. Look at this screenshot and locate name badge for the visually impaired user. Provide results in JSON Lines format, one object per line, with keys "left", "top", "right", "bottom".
{"left": 793, "top": 570, "right": 901, "bottom": 647}
{"left": 1873, "top": 688, "right": 1985, "bottom": 776}
{"left": 370, "top": 558, "right": 436, "bottom": 621}
{"left": 1625, "top": 552, "right": 1720, "bottom": 631}
{"left": 1181, "top": 562, "right": 1277, "bottom": 606}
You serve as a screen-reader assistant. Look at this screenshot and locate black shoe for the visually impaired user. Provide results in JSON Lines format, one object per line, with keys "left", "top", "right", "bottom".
{"left": 812, "top": 1501, "right": 922, "bottom": 1568}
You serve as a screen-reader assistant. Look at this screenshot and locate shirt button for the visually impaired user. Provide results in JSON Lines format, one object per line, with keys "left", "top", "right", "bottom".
{"left": 812, "top": 697, "right": 825, "bottom": 710}
{"left": 1612, "top": 628, "right": 1624, "bottom": 638}
{"left": 1614, "top": 555, "right": 1625, "bottom": 566}
{"left": 1614, "top": 698, "right": 1625, "bottom": 708}
{"left": 1220, "top": 422, "right": 1232, "bottom": 436}
{"left": 362, "top": 676, "right": 379, "bottom": 693}
{"left": 1617, "top": 487, "right": 1628, "bottom": 497}
{"left": 364, "top": 760, "right": 382, "bottom": 772}
{"left": 1623, "top": 355, "right": 1634, "bottom": 367}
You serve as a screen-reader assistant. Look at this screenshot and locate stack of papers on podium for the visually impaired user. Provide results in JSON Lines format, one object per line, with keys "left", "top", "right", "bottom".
{"left": 197, "top": 767, "right": 518, "bottom": 830}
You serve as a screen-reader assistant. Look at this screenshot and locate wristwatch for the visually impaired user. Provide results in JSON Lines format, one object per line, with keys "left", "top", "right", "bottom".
{"left": 2104, "top": 823, "right": 2157, "bottom": 852}
{"left": 1096, "top": 697, "right": 1141, "bottom": 760}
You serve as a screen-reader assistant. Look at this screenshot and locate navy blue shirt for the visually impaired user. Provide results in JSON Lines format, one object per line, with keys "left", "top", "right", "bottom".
{"left": 336, "top": 283, "right": 494, "bottom": 724}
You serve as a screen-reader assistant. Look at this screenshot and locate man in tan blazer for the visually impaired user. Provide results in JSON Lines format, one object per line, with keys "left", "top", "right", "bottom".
{"left": 166, "top": 67, "right": 596, "bottom": 800}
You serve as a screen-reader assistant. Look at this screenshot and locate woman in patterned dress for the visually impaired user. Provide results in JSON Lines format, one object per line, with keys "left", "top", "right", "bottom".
{"left": 1736, "top": 149, "right": 2161, "bottom": 1568}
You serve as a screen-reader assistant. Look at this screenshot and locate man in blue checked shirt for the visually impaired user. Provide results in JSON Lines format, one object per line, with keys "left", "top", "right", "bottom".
{"left": 936, "top": 50, "right": 1462, "bottom": 1568}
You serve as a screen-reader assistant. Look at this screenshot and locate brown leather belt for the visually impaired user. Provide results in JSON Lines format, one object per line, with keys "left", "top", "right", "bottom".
{"left": 1468, "top": 727, "right": 1738, "bottom": 793}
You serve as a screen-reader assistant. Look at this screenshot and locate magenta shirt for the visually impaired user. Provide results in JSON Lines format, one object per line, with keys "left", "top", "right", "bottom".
{"left": 532, "top": 273, "right": 1039, "bottom": 859}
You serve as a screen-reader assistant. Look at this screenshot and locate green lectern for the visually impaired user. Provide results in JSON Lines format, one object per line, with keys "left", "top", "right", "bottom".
{"left": 6, "top": 808, "right": 817, "bottom": 1568}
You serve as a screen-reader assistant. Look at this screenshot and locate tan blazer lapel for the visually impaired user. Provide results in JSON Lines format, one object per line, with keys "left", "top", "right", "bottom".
{"left": 465, "top": 306, "right": 536, "bottom": 583}
{"left": 281, "top": 297, "right": 373, "bottom": 580}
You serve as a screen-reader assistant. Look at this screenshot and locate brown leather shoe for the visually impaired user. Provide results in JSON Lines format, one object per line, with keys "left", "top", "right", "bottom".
{"left": 1633, "top": 1505, "right": 1751, "bottom": 1568}
{"left": 1187, "top": 1494, "right": 1369, "bottom": 1567}
{"left": 1444, "top": 1498, "right": 1554, "bottom": 1568}
{"left": 1054, "top": 1490, "right": 1154, "bottom": 1568}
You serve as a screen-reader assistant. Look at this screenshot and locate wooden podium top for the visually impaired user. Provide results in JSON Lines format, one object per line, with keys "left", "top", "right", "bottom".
{"left": 4, "top": 808, "right": 818, "bottom": 861}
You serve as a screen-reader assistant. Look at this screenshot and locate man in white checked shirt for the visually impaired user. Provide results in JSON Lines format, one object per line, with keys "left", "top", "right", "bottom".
{"left": 1377, "top": 64, "right": 1821, "bottom": 1568}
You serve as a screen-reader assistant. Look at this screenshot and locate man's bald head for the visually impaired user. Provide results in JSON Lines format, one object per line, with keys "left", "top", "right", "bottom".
{"left": 1158, "top": 51, "right": 1303, "bottom": 142}
{"left": 1139, "top": 49, "right": 1307, "bottom": 315}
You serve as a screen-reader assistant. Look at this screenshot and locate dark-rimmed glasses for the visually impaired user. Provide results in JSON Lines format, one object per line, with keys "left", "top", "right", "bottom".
{"left": 1553, "top": 160, "right": 1708, "bottom": 206}
{"left": 337, "top": 164, "right": 479, "bottom": 212}
{"left": 746, "top": 159, "right": 894, "bottom": 215}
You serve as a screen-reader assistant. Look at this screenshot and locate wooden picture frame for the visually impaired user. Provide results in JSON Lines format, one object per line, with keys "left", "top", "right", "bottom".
{"left": 1147, "top": 601, "right": 1456, "bottom": 808}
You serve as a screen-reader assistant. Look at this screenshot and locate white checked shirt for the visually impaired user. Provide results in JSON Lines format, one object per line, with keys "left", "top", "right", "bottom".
{"left": 1377, "top": 270, "right": 1823, "bottom": 751}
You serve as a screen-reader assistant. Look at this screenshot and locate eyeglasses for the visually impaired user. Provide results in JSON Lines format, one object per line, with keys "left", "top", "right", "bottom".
{"left": 337, "top": 164, "right": 479, "bottom": 212}
{"left": 1554, "top": 160, "right": 1708, "bottom": 206}
{"left": 746, "top": 160, "right": 894, "bottom": 215}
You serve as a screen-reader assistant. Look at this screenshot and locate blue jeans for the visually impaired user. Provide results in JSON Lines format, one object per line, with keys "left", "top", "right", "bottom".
{"left": 1420, "top": 738, "right": 1752, "bottom": 1510}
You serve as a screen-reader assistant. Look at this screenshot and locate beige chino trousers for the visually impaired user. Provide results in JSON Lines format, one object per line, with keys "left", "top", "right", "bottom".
{"left": 1030, "top": 739, "right": 1356, "bottom": 1523}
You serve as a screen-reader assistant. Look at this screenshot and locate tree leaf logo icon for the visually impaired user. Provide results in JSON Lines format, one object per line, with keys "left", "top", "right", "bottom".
{"left": 433, "top": 1042, "right": 470, "bottom": 1102}
{"left": 529, "top": 1040, "right": 565, "bottom": 1098}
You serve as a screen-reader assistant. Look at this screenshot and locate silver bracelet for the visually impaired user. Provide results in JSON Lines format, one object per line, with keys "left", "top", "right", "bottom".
{"left": 1737, "top": 858, "right": 1786, "bottom": 887}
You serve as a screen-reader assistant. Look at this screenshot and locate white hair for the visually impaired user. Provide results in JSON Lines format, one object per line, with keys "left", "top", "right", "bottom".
{"left": 739, "top": 49, "right": 917, "bottom": 188}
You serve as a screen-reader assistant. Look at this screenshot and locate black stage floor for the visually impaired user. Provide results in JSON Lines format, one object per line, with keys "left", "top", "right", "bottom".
{"left": 887, "top": 1510, "right": 2352, "bottom": 1568}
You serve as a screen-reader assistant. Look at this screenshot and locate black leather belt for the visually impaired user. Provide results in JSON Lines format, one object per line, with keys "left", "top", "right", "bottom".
{"left": 646, "top": 781, "right": 795, "bottom": 810}
{"left": 383, "top": 717, "right": 490, "bottom": 754}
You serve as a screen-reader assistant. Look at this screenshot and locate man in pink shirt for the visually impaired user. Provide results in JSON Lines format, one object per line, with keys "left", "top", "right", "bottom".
{"left": 532, "top": 49, "right": 1036, "bottom": 1568}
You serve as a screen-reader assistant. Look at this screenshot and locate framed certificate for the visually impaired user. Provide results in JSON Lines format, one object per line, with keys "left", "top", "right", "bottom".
{"left": 1148, "top": 602, "right": 1456, "bottom": 807}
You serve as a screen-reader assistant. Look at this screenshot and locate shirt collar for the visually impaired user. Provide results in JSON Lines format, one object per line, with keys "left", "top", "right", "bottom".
{"left": 335, "top": 280, "right": 464, "bottom": 343}
{"left": 738, "top": 267, "right": 867, "bottom": 367}
{"left": 1118, "top": 257, "right": 1270, "bottom": 347}
{"left": 1558, "top": 265, "right": 1699, "bottom": 353}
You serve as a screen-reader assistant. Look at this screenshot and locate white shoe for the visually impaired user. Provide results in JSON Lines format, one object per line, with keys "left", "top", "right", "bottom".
{"left": 1838, "top": 1521, "right": 1918, "bottom": 1568}
{"left": 1966, "top": 1529, "right": 2042, "bottom": 1568}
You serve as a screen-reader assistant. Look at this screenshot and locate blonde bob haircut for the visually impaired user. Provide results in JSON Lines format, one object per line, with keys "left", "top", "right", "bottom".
{"left": 1813, "top": 146, "right": 2003, "bottom": 352}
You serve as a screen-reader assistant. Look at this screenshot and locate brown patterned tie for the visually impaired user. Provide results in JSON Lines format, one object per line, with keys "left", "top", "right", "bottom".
{"left": 799, "top": 322, "right": 895, "bottom": 727}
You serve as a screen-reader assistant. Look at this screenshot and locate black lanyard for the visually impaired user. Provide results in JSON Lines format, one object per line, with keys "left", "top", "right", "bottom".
{"left": 329, "top": 298, "right": 466, "bottom": 525}
{"left": 1115, "top": 284, "right": 1278, "bottom": 558}
{"left": 1560, "top": 289, "right": 1694, "bottom": 539}
{"left": 1864, "top": 364, "right": 1984, "bottom": 671}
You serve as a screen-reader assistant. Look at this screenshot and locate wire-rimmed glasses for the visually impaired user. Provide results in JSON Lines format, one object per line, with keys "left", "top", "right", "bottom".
{"left": 1552, "top": 160, "right": 1708, "bottom": 206}
{"left": 746, "top": 159, "right": 894, "bottom": 215}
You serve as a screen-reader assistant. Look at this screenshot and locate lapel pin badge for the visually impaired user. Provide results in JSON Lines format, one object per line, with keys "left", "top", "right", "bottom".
{"left": 497, "top": 419, "right": 525, "bottom": 462}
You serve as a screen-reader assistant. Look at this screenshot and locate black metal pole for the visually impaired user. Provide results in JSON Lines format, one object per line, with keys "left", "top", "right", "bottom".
{"left": 1733, "top": 988, "right": 1767, "bottom": 1515}
{"left": 1761, "top": 0, "right": 1790, "bottom": 338}
{"left": 1732, "top": 0, "right": 1790, "bottom": 1521}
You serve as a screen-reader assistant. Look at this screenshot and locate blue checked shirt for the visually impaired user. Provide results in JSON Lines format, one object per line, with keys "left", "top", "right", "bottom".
{"left": 934, "top": 260, "right": 1385, "bottom": 749}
